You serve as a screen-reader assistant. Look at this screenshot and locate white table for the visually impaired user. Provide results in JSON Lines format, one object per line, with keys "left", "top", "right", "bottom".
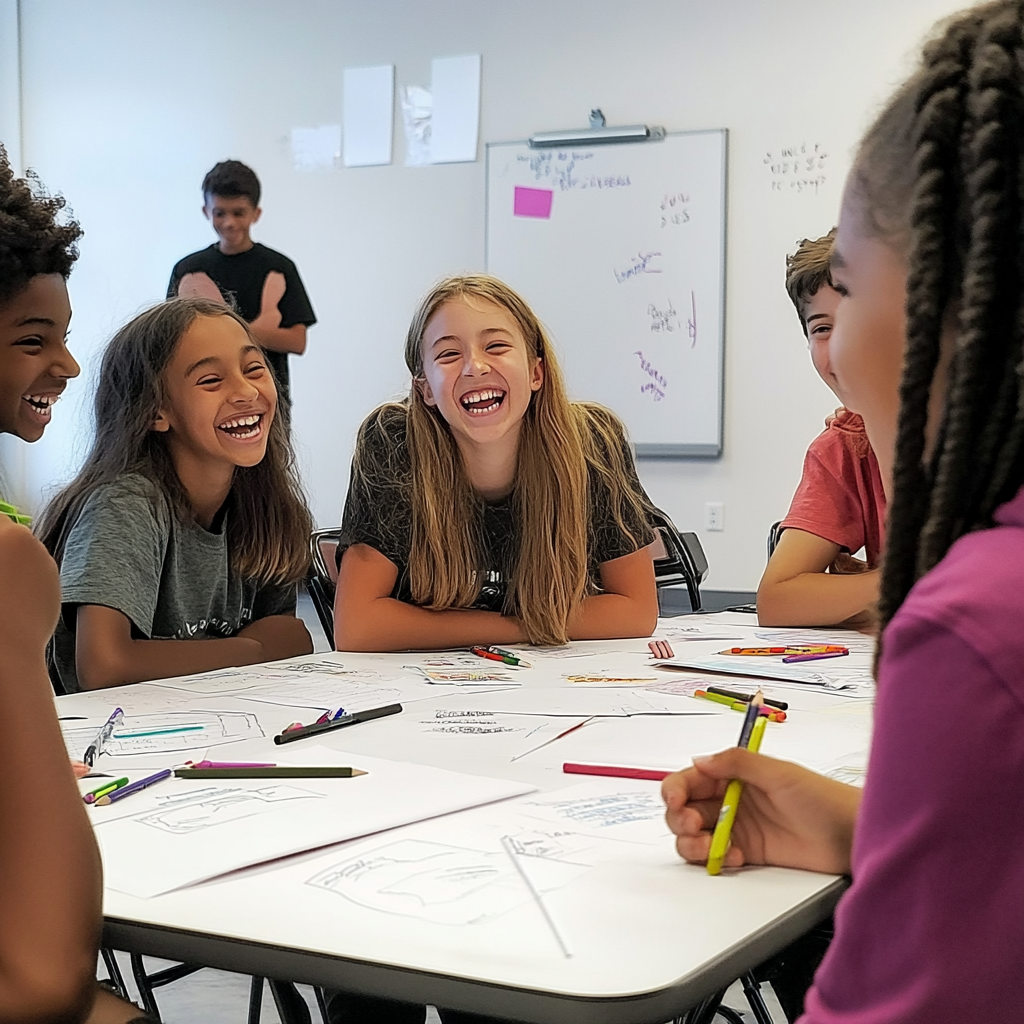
{"left": 59, "top": 615, "right": 866, "bottom": 1022}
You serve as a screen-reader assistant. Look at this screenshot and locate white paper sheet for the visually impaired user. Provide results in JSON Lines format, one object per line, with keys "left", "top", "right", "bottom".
{"left": 94, "top": 750, "right": 535, "bottom": 898}
{"left": 754, "top": 628, "right": 877, "bottom": 655}
{"left": 304, "top": 782, "right": 668, "bottom": 929}
{"left": 401, "top": 85, "right": 432, "bottom": 166}
{"left": 358, "top": 707, "right": 591, "bottom": 763}
{"left": 429, "top": 54, "right": 481, "bottom": 163}
{"left": 444, "top": 686, "right": 722, "bottom": 718}
{"left": 343, "top": 64, "right": 394, "bottom": 167}
{"left": 655, "top": 654, "right": 874, "bottom": 695}
{"left": 149, "top": 666, "right": 479, "bottom": 710}
{"left": 290, "top": 125, "right": 341, "bottom": 171}
{"left": 62, "top": 711, "right": 263, "bottom": 761}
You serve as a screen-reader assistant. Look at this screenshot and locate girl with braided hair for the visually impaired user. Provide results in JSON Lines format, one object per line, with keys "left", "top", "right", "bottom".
{"left": 663, "top": 2, "right": 1024, "bottom": 1020}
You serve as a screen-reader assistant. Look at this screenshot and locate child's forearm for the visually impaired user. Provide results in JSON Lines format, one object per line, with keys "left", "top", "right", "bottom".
{"left": 75, "top": 605, "right": 313, "bottom": 690}
{"left": 756, "top": 569, "right": 880, "bottom": 628}
{"left": 1, "top": 642, "right": 100, "bottom": 1017}
{"left": 249, "top": 322, "right": 306, "bottom": 355}
{"left": 335, "top": 596, "right": 525, "bottom": 652}
{"left": 569, "top": 591, "right": 659, "bottom": 640}
{"left": 77, "top": 634, "right": 265, "bottom": 690}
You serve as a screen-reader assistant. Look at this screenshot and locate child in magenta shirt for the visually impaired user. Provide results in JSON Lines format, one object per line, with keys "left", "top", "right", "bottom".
{"left": 665, "top": 2, "right": 1024, "bottom": 1020}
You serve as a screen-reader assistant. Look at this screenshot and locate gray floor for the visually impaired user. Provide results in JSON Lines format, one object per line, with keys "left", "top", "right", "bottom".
{"left": 103, "top": 587, "right": 772, "bottom": 1023}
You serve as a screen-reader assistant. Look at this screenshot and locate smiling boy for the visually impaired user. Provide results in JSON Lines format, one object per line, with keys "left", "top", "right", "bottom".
{"left": 167, "top": 160, "right": 316, "bottom": 403}
{"left": 756, "top": 229, "right": 887, "bottom": 629}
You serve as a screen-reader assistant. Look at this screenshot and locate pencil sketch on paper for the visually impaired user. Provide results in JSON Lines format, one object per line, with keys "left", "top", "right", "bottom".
{"left": 61, "top": 711, "right": 263, "bottom": 760}
{"left": 235, "top": 677, "right": 405, "bottom": 711}
{"left": 527, "top": 791, "right": 666, "bottom": 829}
{"left": 306, "top": 834, "right": 591, "bottom": 926}
{"left": 134, "top": 785, "right": 324, "bottom": 835}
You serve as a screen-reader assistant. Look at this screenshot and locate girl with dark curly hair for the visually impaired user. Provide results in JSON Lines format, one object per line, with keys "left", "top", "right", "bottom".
{"left": 0, "top": 146, "right": 154, "bottom": 1024}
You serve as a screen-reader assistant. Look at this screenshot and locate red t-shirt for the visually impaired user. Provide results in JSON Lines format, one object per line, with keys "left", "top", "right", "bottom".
{"left": 779, "top": 410, "right": 887, "bottom": 566}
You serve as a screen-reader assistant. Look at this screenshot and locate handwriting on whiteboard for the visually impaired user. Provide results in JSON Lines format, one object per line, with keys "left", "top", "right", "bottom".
{"left": 648, "top": 300, "right": 680, "bottom": 333}
{"left": 763, "top": 142, "right": 828, "bottom": 195}
{"left": 635, "top": 351, "right": 667, "bottom": 401}
{"left": 614, "top": 251, "right": 662, "bottom": 283}
{"left": 660, "top": 191, "right": 691, "bottom": 228}
{"left": 516, "top": 150, "right": 630, "bottom": 193}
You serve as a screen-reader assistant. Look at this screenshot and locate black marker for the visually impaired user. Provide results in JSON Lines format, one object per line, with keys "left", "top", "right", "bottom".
{"left": 273, "top": 703, "right": 402, "bottom": 745}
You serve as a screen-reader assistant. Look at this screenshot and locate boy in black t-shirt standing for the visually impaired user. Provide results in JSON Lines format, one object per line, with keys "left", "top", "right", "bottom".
{"left": 167, "top": 160, "right": 316, "bottom": 402}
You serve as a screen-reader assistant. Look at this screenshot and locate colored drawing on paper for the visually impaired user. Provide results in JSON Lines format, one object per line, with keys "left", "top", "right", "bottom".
{"left": 514, "top": 186, "right": 554, "bottom": 219}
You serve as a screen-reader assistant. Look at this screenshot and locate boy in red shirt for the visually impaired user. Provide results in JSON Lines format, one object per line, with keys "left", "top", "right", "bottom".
{"left": 756, "top": 229, "right": 886, "bottom": 629}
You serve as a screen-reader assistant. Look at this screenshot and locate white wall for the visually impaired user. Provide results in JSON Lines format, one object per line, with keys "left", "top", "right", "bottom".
{"left": 11, "top": 0, "right": 964, "bottom": 589}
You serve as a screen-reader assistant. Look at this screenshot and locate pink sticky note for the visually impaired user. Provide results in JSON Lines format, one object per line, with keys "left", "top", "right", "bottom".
{"left": 514, "top": 186, "right": 553, "bottom": 219}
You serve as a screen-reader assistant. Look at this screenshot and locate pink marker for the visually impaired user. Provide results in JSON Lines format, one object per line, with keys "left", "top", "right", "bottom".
{"left": 563, "top": 762, "right": 672, "bottom": 782}
{"left": 187, "top": 760, "right": 276, "bottom": 769}
{"left": 782, "top": 651, "right": 849, "bottom": 664}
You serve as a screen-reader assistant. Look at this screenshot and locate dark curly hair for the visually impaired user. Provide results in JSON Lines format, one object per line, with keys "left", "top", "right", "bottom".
{"left": 0, "top": 145, "right": 82, "bottom": 307}
{"left": 202, "top": 160, "right": 261, "bottom": 207}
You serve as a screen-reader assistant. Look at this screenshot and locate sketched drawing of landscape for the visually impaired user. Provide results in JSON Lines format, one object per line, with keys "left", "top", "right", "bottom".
{"left": 135, "top": 785, "right": 324, "bottom": 835}
{"left": 307, "top": 834, "right": 591, "bottom": 925}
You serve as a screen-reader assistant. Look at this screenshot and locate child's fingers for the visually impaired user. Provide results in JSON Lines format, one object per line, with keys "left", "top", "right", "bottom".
{"left": 261, "top": 269, "right": 287, "bottom": 306}
{"left": 70, "top": 760, "right": 90, "bottom": 779}
{"left": 648, "top": 639, "right": 674, "bottom": 659}
{"left": 177, "top": 271, "right": 224, "bottom": 302}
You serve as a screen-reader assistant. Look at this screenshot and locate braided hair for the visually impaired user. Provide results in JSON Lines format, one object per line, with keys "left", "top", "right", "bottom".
{"left": 853, "top": 1, "right": 1024, "bottom": 635}
{"left": 0, "top": 145, "right": 81, "bottom": 306}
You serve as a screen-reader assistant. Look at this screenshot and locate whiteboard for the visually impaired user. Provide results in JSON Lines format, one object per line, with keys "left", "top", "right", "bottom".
{"left": 485, "top": 130, "right": 727, "bottom": 457}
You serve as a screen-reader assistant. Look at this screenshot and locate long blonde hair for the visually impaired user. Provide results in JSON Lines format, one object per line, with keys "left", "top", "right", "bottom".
{"left": 394, "top": 274, "right": 650, "bottom": 644}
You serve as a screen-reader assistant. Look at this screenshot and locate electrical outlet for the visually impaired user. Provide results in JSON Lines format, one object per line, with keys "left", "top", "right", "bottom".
{"left": 705, "top": 502, "right": 725, "bottom": 532}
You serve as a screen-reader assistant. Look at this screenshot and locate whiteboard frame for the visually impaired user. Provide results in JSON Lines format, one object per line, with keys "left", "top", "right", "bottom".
{"left": 484, "top": 129, "right": 729, "bottom": 460}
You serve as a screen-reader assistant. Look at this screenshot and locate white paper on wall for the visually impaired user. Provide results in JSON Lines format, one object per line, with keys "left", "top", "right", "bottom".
{"left": 342, "top": 65, "right": 394, "bottom": 167}
{"left": 401, "top": 85, "right": 433, "bottom": 167}
{"left": 429, "top": 54, "right": 481, "bottom": 164}
{"left": 290, "top": 125, "right": 341, "bottom": 171}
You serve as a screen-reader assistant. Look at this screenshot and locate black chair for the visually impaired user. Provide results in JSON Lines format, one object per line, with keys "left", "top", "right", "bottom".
{"left": 767, "top": 520, "right": 784, "bottom": 561}
{"left": 306, "top": 512, "right": 710, "bottom": 636}
{"left": 647, "top": 507, "right": 709, "bottom": 612}
{"left": 306, "top": 527, "right": 341, "bottom": 649}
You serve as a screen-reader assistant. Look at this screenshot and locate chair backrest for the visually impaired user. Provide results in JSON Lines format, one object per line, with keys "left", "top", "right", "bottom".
{"left": 647, "top": 507, "right": 708, "bottom": 612}
{"left": 306, "top": 528, "right": 341, "bottom": 648}
{"left": 767, "top": 520, "right": 783, "bottom": 561}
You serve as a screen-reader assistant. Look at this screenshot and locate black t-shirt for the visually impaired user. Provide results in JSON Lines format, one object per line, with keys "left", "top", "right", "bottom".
{"left": 338, "top": 404, "right": 656, "bottom": 613}
{"left": 167, "top": 242, "right": 316, "bottom": 399}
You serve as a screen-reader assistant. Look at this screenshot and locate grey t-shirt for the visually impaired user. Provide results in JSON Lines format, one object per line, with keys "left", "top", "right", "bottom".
{"left": 52, "top": 473, "right": 296, "bottom": 692}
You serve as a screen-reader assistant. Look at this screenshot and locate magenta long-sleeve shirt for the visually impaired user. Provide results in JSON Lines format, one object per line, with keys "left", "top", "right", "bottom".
{"left": 802, "top": 484, "right": 1024, "bottom": 1023}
